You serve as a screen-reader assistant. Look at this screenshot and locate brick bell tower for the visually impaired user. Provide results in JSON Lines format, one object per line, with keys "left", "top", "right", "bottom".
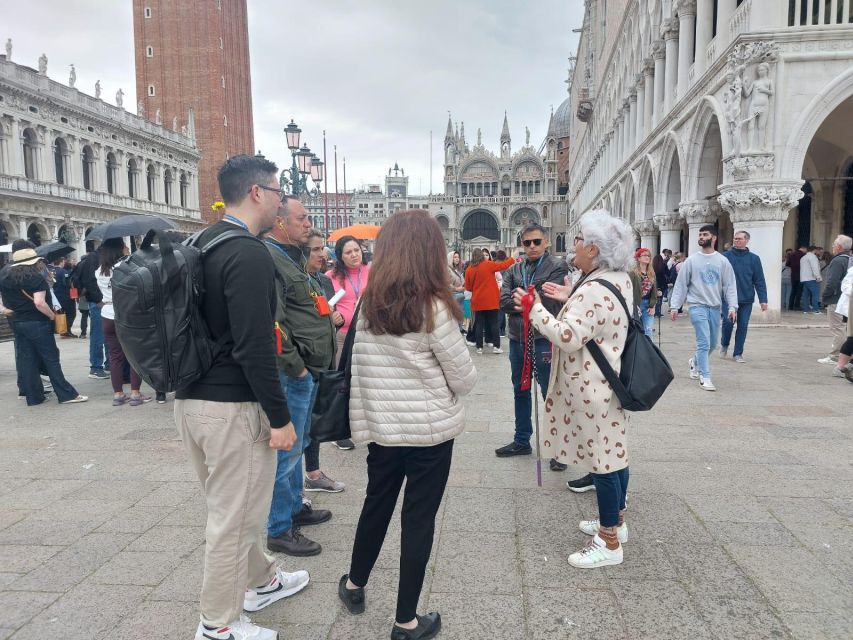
{"left": 133, "top": 0, "right": 255, "bottom": 222}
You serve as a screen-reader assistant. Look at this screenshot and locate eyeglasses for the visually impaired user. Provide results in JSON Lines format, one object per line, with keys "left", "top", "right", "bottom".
{"left": 254, "top": 184, "right": 288, "bottom": 203}
{"left": 638, "top": 253, "right": 651, "bottom": 257}
{"left": 522, "top": 238, "right": 543, "bottom": 247}
{"left": 574, "top": 235, "right": 585, "bottom": 245}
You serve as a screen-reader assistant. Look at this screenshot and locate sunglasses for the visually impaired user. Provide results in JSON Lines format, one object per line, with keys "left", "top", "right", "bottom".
{"left": 522, "top": 238, "right": 543, "bottom": 247}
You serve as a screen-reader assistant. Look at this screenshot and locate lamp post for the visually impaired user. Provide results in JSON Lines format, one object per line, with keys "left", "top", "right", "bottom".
{"left": 281, "top": 119, "right": 324, "bottom": 203}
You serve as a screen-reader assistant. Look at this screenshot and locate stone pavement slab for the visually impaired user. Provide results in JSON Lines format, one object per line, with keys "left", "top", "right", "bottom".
{"left": 0, "top": 319, "right": 851, "bottom": 639}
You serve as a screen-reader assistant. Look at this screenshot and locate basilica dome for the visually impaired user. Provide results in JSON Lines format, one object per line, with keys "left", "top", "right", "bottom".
{"left": 554, "top": 96, "right": 571, "bottom": 139}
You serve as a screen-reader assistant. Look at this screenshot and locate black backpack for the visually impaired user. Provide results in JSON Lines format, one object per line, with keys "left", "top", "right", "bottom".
{"left": 585, "top": 279, "right": 674, "bottom": 411}
{"left": 111, "top": 227, "right": 245, "bottom": 392}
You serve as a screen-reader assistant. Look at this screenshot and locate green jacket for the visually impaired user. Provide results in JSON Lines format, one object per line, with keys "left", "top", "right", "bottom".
{"left": 266, "top": 239, "right": 336, "bottom": 378}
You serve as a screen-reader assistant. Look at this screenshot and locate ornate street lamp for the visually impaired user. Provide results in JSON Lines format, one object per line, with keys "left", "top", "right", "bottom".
{"left": 281, "top": 120, "right": 320, "bottom": 197}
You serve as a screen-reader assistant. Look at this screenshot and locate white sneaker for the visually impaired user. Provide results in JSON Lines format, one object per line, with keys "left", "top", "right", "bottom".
{"left": 195, "top": 614, "right": 277, "bottom": 640}
{"left": 567, "top": 535, "right": 623, "bottom": 569}
{"left": 733, "top": 355, "right": 745, "bottom": 363}
{"left": 817, "top": 356, "right": 837, "bottom": 365}
{"left": 719, "top": 346, "right": 728, "bottom": 358}
{"left": 699, "top": 375, "right": 716, "bottom": 391}
{"left": 492, "top": 347, "right": 503, "bottom": 354}
{"left": 244, "top": 567, "right": 309, "bottom": 612}
{"left": 688, "top": 358, "right": 699, "bottom": 380}
{"left": 578, "top": 519, "right": 629, "bottom": 543}
{"left": 476, "top": 348, "right": 483, "bottom": 354}
{"left": 466, "top": 341, "right": 476, "bottom": 347}
{"left": 832, "top": 367, "right": 847, "bottom": 378}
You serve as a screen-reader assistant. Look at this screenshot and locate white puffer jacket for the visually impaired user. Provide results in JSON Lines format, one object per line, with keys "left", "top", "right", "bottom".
{"left": 349, "top": 299, "right": 478, "bottom": 446}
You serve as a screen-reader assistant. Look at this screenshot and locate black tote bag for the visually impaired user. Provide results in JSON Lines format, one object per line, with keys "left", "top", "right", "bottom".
{"left": 310, "top": 301, "right": 361, "bottom": 443}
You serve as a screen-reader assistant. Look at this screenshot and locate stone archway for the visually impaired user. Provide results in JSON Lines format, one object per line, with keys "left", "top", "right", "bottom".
{"left": 27, "top": 222, "right": 48, "bottom": 247}
{"left": 461, "top": 209, "right": 499, "bottom": 241}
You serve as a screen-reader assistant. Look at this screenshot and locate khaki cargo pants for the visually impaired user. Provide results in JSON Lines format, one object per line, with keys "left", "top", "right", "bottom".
{"left": 175, "top": 399, "right": 277, "bottom": 627}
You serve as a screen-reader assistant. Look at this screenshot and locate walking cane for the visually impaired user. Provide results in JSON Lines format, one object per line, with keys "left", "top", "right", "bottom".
{"left": 519, "top": 285, "right": 542, "bottom": 487}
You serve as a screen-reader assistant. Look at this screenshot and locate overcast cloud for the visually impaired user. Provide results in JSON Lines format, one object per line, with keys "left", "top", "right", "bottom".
{"left": 5, "top": 0, "right": 581, "bottom": 194}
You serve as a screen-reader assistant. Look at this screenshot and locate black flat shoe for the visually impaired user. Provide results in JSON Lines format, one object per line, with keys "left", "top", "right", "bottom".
{"left": 391, "top": 612, "right": 441, "bottom": 640}
{"left": 549, "top": 458, "right": 567, "bottom": 472}
{"left": 338, "top": 574, "right": 365, "bottom": 614}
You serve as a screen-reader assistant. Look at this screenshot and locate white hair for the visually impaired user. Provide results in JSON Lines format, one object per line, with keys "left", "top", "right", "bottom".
{"left": 836, "top": 235, "right": 852, "bottom": 252}
{"left": 579, "top": 209, "right": 636, "bottom": 272}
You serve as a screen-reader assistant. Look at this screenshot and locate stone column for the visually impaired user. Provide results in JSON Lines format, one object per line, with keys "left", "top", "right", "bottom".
{"left": 628, "top": 91, "right": 638, "bottom": 152}
{"left": 654, "top": 212, "right": 683, "bottom": 255}
{"left": 652, "top": 42, "right": 666, "bottom": 127}
{"left": 634, "top": 76, "right": 645, "bottom": 147}
{"left": 643, "top": 60, "right": 654, "bottom": 135}
{"left": 680, "top": 201, "right": 717, "bottom": 256}
{"left": 677, "top": 0, "right": 697, "bottom": 97}
{"left": 719, "top": 183, "right": 804, "bottom": 323}
{"left": 716, "top": 0, "right": 738, "bottom": 48}
{"left": 9, "top": 117, "right": 24, "bottom": 176}
{"left": 622, "top": 101, "right": 631, "bottom": 157}
{"left": 66, "top": 137, "right": 80, "bottom": 187}
{"left": 636, "top": 219, "right": 660, "bottom": 255}
{"left": 662, "top": 20, "right": 679, "bottom": 113}
{"left": 694, "top": 0, "right": 714, "bottom": 76}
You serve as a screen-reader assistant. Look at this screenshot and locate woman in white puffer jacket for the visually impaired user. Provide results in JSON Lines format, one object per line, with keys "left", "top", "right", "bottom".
{"left": 339, "top": 209, "right": 477, "bottom": 640}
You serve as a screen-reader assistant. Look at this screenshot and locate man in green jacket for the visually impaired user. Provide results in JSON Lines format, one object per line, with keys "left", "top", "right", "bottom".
{"left": 265, "top": 197, "right": 337, "bottom": 557}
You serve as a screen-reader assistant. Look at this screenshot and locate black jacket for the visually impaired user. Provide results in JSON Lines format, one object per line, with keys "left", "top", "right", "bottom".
{"left": 500, "top": 253, "right": 569, "bottom": 342}
{"left": 822, "top": 252, "right": 853, "bottom": 305}
{"left": 70, "top": 252, "right": 103, "bottom": 304}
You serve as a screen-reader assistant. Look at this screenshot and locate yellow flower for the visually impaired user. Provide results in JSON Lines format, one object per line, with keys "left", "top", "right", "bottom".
{"left": 211, "top": 201, "right": 225, "bottom": 212}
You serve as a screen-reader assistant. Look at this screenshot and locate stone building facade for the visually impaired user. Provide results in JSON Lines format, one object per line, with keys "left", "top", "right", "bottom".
{"left": 566, "top": 0, "right": 853, "bottom": 321}
{"left": 133, "top": 0, "right": 254, "bottom": 221}
{"left": 0, "top": 54, "right": 202, "bottom": 256}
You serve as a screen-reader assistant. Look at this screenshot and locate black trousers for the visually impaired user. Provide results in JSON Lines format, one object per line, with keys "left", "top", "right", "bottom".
{"left": 789, "top": 281, "right": 802, "bottom": 310}
{"left": 348, "top": 439, "right": 454, "bottom": 623}
{"left": 61, "top": 300, "right": 77, "bottom": 335}
{"left": 474, "top": 309, "right": 500, "bottom": 349}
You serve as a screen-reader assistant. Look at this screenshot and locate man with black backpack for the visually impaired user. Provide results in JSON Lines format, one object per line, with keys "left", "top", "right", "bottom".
{"left": 70, "top": 248, "right": 109, "bottom": 379}
{"left": 174, "top": 155, "right": 309, "bottom": 640}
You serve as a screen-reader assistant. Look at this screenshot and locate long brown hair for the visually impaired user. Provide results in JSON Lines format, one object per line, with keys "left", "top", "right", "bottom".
{"left": 362, "top": 209, "right": 462, "bottom": 335}
{"left": 467, "top": 248, "right": 484, "bottom": 267}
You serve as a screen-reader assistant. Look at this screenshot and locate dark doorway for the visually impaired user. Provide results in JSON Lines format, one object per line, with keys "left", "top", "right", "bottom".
{"left": 797, "top": 181, "right": 813, "bottom": 246}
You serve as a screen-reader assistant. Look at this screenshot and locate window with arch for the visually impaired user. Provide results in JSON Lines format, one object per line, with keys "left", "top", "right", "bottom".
{"left": 81, "top": 145, "right": 95, "bottom": 190}
{"left": 146, "top": 46, "right": 153, "bottom": 57}
{"left": 105, "top": 152, "right": 118, "bottom": 194}
{"left": 144, "top": 7, "right": 151, "bottom": 18}
{"left": 127, "top": 158, "right": 138, "bottom": 198}
{"left": 146, "top": 164, "right": 156, "bottom": 202}
{"left": 22, "top": 128, "right": 38, "bottom": 180}
{"left": 147, "top": 84, "right": 155, "bottom": 97}
{"left": 555, "top": 232, "right": 566, "bottom": 253}
{"left": 54, "top": 137, "right": 68, "bottom": 185}
{"left": 164, "top": 169, "right": 173, "bottom": 205}
{"left": 179, "top": 172, "right": 189, "bottom": 208}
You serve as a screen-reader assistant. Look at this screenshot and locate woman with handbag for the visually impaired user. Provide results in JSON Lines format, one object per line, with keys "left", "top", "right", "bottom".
{"left": 97, "top": 238, "right": 151, "bottom": 406}
{"left": 0, "top": 248, "right": 87, "bottom": 406}
{"left": 514, "top": 209, "right": 634, "bottom": 569}
{"left": 338, "top": 209, "right": 477, "bottom": 640}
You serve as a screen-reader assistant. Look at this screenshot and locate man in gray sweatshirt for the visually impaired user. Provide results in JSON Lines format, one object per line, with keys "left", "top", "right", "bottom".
{"left": 669, "top": 225, "right": 738, "bottom": 392}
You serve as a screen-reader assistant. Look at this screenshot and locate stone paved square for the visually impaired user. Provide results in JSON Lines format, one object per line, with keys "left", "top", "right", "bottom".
{"left": 0, "top": 317, "right": 851, "bottom": 639}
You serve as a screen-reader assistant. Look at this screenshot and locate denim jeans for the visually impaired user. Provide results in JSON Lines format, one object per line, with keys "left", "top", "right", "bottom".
{"left": 88, "top": 302, "right": 106, "bottom": 370}
{"left": 800, "top": 280, "right": 820, "bottom": 312}
{"left": 638, "top": 297, "right": 655, "bottom": 337}
{"left": 268, "top": 372, "right": 317, "bottom": 537}
{"left": 14, "top": 320, "right": 78, "bottom": 405}
{"left": 688, "top": 305, "right": 721, "bottom": 378}
{"left": 721, "top": 303, "right": 753, "bottom": 357}
{"left": 508, "top": 338, "right": 552, "bottom": 446}
{"left": 592, "top": 467, "right": 629, "bottom": 528}
{"left": 780, "top": 283, "right": 791, "bottom": 310}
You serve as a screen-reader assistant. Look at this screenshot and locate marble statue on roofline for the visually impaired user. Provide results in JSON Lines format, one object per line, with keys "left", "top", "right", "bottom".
{"left": 116, "top": 88, "right": 124, "bottom": 108}
{"left": 38, "top": 53, "right": 47, "bottom": 75}
{"left": 4, "top": 39, "right": 11, "bottom": 61}
{"left": 69, "top": 64, "right": 76, "bottom": 88}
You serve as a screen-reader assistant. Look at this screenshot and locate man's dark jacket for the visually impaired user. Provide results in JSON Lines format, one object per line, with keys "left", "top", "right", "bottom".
{"left": 822, "top": 251, "right": 853, "bottom": 305}
{"left": 723, "top": 247, "right": 768, "bottom": 305}
{"left": 500, "top": 253, "right": 569, "bottom": 342}
{"left": 267, "top": 239, "right": 336, "bottom": 379}
{"left": 70, "top": 252, "right": 103, "bottom": 304}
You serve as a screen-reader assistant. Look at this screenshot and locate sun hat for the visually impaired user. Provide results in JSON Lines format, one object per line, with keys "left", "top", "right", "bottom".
{"left": 10, "top": 248, "right": 43, "bottom": 266}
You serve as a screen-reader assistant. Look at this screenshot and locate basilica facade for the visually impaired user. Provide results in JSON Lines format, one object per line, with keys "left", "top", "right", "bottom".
{"left": 0, "top": 52, "right": 202, "bottom": 257}
{"left": 565, "top": 0, "right": 853, "bottom": 321}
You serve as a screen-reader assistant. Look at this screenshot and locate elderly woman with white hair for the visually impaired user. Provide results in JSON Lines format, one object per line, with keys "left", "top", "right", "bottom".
{"left": 514, "top": 209, "right": 634, "bottom": 569}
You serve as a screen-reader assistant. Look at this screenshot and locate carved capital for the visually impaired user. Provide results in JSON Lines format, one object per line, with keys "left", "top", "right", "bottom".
{"left": 718, "top": 183, "right": 804, "bottom": 223}
{"left": 629, "top": 87, "right": 638, "bottom": 100}
{"left": 634, "top": 219, "right": 658, "bottom": 235}
{"left": 643, "top": 58, "right": 655, "bottom": 76}
{"left": 723, "top": 153, "right": 775, "bottom": 182}
{"left": 676, "top": 0, "right": 697, "bottom": 17}
{"left": 651, "top": 40, "right": 666, "bottom": 59}
{"left": 654, "top": 212, "right": 683, "bottom": 231}
{"left": 661, "top": 19, "right": 679, "bottom": 41}
{"left": 679, "top": 201, "right": 716, "bottom": 226}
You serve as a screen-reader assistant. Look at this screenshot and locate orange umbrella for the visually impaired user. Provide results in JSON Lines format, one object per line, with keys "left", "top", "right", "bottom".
{"left": 328, "top": 224, "right": 381, "bottom": 242}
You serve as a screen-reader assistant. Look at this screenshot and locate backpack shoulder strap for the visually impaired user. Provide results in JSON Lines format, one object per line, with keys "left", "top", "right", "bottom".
{"left": 589, "top": 278, "right": 631, "bottom": 322}
{"left": 584, "top": 278, "right": 631, "bottom": 398}
{"left": 188, "top": 228, "right": 248, "bottom": 255}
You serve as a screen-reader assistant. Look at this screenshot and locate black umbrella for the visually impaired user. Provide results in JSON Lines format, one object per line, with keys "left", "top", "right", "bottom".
{"left": 36, "top": 242, "right": 75, "bottom": 262}
{"left": 87, "top": 215, "right": 176, "bottom": 241}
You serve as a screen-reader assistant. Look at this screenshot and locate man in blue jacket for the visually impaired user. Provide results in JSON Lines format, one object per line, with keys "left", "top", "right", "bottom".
{"left": 720, "top": 230, "right": 768, "bottom": 362}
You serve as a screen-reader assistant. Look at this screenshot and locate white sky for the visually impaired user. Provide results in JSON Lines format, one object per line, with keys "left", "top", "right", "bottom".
{"left": 4, "top": 0, "right": 581, "bottom": 194}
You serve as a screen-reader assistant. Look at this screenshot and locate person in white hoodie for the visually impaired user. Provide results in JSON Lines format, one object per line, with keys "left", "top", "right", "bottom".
{"left": 799, "top": 245, "right": 823, "bottom": 314}
{"left": 338, "top": 209, "right": 477, "bottom": 640}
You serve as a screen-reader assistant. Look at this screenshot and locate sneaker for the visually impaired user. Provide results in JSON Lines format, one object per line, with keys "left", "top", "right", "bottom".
{"left": 832, "top": 367, "right": 847, "bottom": 378}
{"left": 267, "top": 527, "right": 322, "bottom": 556}
{"left": 243, "top": 567, "right": 310, "bottom": 612}
{"left": 688, "top": 358, "right": 699, "bottom": 380}
{"left": 195, "top": 614, "right": 276, "bottom": 640}
{"left": 733, "top": 355, "right": 745, "bottom": 363}
{"left": 476, "top": 348, "right": 483, "bottom": 354}
{"left": 699, "top": 376, "right": 716, "bottom": 392}
{"left": 549, "top": 458, "right": 568, "bottom": 472}
{"left": 578, "top": 519, "right": 629, "bottom": 543}
{"left": 492, "top": 347, "right": 503, "bottom": 354}
{"left": 494, "top": 441, "right": 532, "bottom": 457}
{"left": 567, "top": 535, "right": 623, "bottom": 569}
{"left": 292, "top": 503, "right": 332, "bottom": 527}
{"left": 60, "top": 395, "right": 88, "bottom": 404}
{"left": 155, "top": 392, "right": 167, "bottom": 404}
{"left": 88, "top": 369, "right": 109, "bottom": 380}
{"left": 567, "top": 474, "right": 596, "bottom": 493}
{"left": 112, "top": 394, "right": 128, "bottom": 406}
{"left": 79, "top": 333, "right": 87, "bottom": 338}
{"left": 335, "top": 439, "right": 355, "bottom": 450}
{"left": 338, "top": 574, "right": 365, "bottom": 615}
{"left": 304, "top": 472, "right": 345, "bottom": 493}
{"left": 486, "top": 342, "right": 493, "bottom": 347}
{"left": 813, "top": 311, "right": 823, "bottom": 315}
{"left": 128, "top": 394, "right": 153, "bottom": 406}
{"left": 817, "top": 356, "right": 837, "bottom": 364}
{"left": 719, "top": 346, "right": 728, "bottom": 358}
{"left": 466, "top": 340, "right": 476, "bottom": 347}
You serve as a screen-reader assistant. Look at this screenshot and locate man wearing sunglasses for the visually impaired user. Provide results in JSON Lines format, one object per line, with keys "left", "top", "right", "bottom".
{"left": 496, "top": 223, "right": 569, "bottom": 458}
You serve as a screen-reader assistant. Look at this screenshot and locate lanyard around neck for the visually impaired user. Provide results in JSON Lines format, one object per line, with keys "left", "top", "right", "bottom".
{"left": 345, "top": 267, "right": 363, "bottom": 298}
{"left": 222, "top": 214, "right": 249, "bottom": 230}
{"left": 265, "top": 240, "right": 322, "bottom": 295}
{"left": 522, "top": 256, "right": 544, "bottom": 288}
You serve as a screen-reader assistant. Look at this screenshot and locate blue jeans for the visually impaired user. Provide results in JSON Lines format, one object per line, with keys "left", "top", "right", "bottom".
{"left": 638, "top": 297, "right": 654, "bottom": 337}
{"left": 508, "top": 338, "right": 552, "bottom": 446}
{"left": 268, "top": 372, "right": 317, "bottom": 537}
{"left": 801, "top": 280, "right": 820, "bottom": 312}
{"left": 88, "top": 302, "right": 106, "bottom": 370}
{"left": 688, "top": 305, "right": 721, "bottom": 378}
{"left": 721, "top": 303, "right": 753, "bottom": 357}
{"left": 780, "top": 283, "right": 791, "bottom": 310}
{"left": 14, "top": 320, "right": 78, "bottom": 405}
{"left": 592, "top": 467, "right": 629, "bottom": 528}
